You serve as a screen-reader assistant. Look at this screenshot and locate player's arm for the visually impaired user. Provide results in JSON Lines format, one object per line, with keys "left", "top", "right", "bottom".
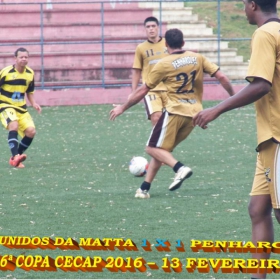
{"left": 193, "top": 78, "right": 271, "bottom": 128}
{"left": 0, "top": 69, "right": 6, "bottom": 86}
{"left": 127, "top": 68, "right": 142, "bottom": 100}
{"left": 110, "top": 84, "right": 150, "bottom": 120}
{"left": 131, "top": 68, "right": 142, "bottom": 92}
{"left": 25, "top": 77, "right": 42, "bottom": 113}
{"left": 129, "top": 44, "right": 143, "bottom": 98}
{"left": 26, "top": 93, "right": 42, "bottom": 113}
{"left": 213, "top": 70, "right": 235, "bottom": 96}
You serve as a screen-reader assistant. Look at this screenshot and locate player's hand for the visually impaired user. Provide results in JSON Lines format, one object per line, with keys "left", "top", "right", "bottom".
{"left": 33, "top": 103, "right": 42, "bottom": 114}
{"left": 193, "top": 108, "right": 219, "bottom": 129}
{"left": 109, "top": 105, "right": 124, "bottom": 120}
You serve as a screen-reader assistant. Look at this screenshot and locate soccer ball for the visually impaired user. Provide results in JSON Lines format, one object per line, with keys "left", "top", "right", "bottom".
{"left": 129, "top": 156, "right": 149, "bottom": 177}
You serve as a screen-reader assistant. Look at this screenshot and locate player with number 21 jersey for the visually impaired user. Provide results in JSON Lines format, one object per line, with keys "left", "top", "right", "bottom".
{"left": 146, "top": 50, "right": 219, "bottom": 117}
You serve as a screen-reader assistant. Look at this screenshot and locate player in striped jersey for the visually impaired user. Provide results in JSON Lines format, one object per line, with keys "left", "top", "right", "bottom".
{"left": 0, "top": 48, "right": 41, "bottom": 168}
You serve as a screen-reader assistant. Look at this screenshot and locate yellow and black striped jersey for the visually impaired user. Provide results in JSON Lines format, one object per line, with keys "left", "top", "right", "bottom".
{"left": 146, "top": 50, "right": 219, "bottom": 117}
{"left": 246, "top": 19, "right": 280, "bottom": 146}
{"left": 0, "top": 65, "right": 35, "bottom": 113}
{"left": 133, "top": 37, "right": 168, "bottom": 91}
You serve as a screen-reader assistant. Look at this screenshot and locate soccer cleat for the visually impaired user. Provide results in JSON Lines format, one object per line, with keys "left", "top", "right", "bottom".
{"left": 169, "top": 166, "right": 193, "bottom": 191}
{"left": 20, "top": 154, "right": 27, "bottom": 162}
{"left": 9, "top": 154, "right": 27, "bottom": 167}
{"left": 135, "top": 188, "right": 150, "bottom": 199}
{"left": 17, "top": 163, "right": 25, "bottom": 168}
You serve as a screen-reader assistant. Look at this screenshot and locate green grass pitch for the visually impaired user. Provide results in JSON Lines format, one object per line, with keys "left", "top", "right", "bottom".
{"left": 0, "top": 102, "right": 278, "bottom": 279}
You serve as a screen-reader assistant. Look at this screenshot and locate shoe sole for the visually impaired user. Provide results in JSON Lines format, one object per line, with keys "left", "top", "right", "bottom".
{"left": 135, "top": 194, "right": 150, "bottom": 199}
{"left": 169, "top": 170, "right": 193, "bottom": 191}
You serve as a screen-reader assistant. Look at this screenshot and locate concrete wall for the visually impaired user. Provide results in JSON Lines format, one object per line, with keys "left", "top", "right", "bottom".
{"left": 33, "top": 84, "right": 247, "bottom": 106}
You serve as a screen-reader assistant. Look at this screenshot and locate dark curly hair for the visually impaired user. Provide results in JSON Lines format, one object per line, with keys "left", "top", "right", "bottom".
{"left": 248, "top": 0, "right": 277, "bottom": 12}
{"left": 165, "top": 29, "right": 184, "bottom": 49}
{"left": 14, "top": 48, "right": 29, "bottom": 57}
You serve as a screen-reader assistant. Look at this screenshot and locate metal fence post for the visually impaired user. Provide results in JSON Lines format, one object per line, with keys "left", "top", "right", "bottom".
{"left": 40, "top": 3, "right": 45, "bottom": 88}
{"left": 101, "top": 2, "right": 105, "bottom": 88}
{"left": 217, "top": 0, "right": 221, "bottom": 67}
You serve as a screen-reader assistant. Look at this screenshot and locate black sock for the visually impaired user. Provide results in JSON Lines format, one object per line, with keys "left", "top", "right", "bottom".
{"left": 140, "top": 181, "right": 151, "bottom": 192}
{"left": 8, "top": 131, "right": 19, "bottom": 157}
{"left": 173, "top": 161, "right": 184, "bottom": 173}
{"left": 18, "top": 136, "right": 33, "bottom": 155}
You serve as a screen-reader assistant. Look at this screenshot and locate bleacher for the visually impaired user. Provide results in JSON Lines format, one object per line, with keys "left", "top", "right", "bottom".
{"left": 0, "top": 0, "right": 247, "bottom": 105}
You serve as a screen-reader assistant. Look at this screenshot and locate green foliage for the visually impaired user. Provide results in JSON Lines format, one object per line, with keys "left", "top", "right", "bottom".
{"left": 0, "top": 104, "right": 278, "bottom": 278}
{"left": 185, "top": 1, "right": 255, "bottom": 61}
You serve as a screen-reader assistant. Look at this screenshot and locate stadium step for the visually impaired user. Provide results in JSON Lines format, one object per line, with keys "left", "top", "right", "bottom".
{"left": 0, "top": 48, "right": 247, "bottom": 69}
{"left": 0, "top": 22, "right": 168, "bottom": 40}
{"left": 138, "top": 1, "right": 185, "bottom": 9}
{"left": 0, "top": 6, "right": 153, "bottom": 24}
{"left": 0, "top": 20, "right": 216, "bottom": 40}
{"left": 32, "top": 63, "right": 248, "bottom": 87}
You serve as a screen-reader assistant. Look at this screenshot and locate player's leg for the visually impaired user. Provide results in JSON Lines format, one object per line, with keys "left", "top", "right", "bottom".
{"left": 144, "top": 91, "right": 165, "bottom": 126}
{"left": 145, "top": 145, "right": 192, "bottom": 191}
{"left": 249, "top": 140, "right": 280, "bottom": 279}
{"left": 145, "top": 91, "right": 167, "bottom": 166}
{"left": 146, "top": 146, "right": 177, "bottom": 167}
{"left": 150, "top": 112, "right": 162, "bottom": 127}
{"left": 18, "top": 112, "right": 36, "bottom": 156}
{"left": 0, "top": 108, "right": 26, "bottom": 167}
{"left": 145, "top": 157, "right": 162, "bottom": 183}
{"left": 270, "top": 141, "right": 280, "bottom": 224}
{"left": 1, "top": 108, "right": 20, "bottom": 156}
{"left": 135, "top": 111, "right": 171, "bottom": 198}
{"left": 148, "top": 112, "right": 193, "bottom": 190}
{"left": 274, "top": 208, "right": 280, "bottom": 224}
{"left": 135, "top": 112, "right": 193, "bottom": 198}
{"left": 249, "top": 195, "right": 273, "bottom": 279}
{"left": 135, "top": 141, "right": 179, "bottom": 198}
{"left": 167, "top": 116, "right": 194, "bottom": 190}
{"left": 135, "top": 157, "right": 161, "bottom": 199}
{"left": 7, "top": 122, "right": 20, "bottom": 158}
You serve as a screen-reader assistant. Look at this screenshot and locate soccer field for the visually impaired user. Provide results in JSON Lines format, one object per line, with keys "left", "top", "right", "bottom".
{"left": 0, "top": 102, "right": 278, "bottom": 279}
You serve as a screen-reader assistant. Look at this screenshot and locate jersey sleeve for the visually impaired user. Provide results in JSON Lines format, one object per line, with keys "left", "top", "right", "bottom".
{"left": 0, "top": 69, "right": 6, "bottom": 86}
{"left": 202, "top": 55, "right": 219, "bottom": 76}
{"left": 246, "top": 30, "right": 275, "bottom": 85}
{"left": 26, "top": 78, "right": 35, "bottom": 94}
{"left": 132, "top": 45, "right": 143, "bottom": 70}
{"left": 145, "top": 61, "right": 166, "bottom": 89}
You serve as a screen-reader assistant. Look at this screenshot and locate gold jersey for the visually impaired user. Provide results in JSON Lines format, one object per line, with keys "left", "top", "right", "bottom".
{"left": 146, "top": 50, "right": 219, "bottom": 117}
{"left": 133, "top": 37, "right": 168, "bottom": 91}
{"left": 246, "top": 19, "right": 280, "bottom": 145}
{"left": 0, "top": 65, "right": 35, "bottom": 113}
